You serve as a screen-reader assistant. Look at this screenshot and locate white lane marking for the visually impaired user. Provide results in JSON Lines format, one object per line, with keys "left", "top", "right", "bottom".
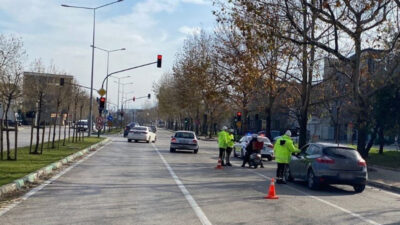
{"left": 152, "top": 144, "right": 212, "bottom": 225}
{"left": 0, "top": 141, "right": 111, "bottom": 217}
{"left": 251, "top": 171, "right": 381, "bottom": 225}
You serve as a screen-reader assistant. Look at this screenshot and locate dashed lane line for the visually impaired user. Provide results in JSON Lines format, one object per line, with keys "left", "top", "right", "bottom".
{"left": 152, "top": 143, "right": 212, "bottom": 225}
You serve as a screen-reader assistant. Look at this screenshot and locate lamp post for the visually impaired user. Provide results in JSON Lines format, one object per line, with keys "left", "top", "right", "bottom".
{"left": 61, "top": 0, "right": 123, "bottom": 136}
{"left": 92, "top": 45, "right": 126, "bottom": 112}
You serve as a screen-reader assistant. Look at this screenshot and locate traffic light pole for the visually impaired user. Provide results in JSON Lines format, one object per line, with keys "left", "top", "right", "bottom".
{"left": 100, "top": 61, "right": 157, "bottom": 89}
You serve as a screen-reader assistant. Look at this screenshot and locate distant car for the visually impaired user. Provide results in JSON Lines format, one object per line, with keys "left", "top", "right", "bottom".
{"left": 170, "top": 131, "right": 199, "bottom": 154}
{"left": 233, "top": 135, "right": 274, "bottom": 161}
{"left": 150, "top": 125, "right": 157, "bottom": 133}
{"left": 127, "top": 126, "right": 156, "bottom": 143}
{"left": 76, "top": 120, "right": 89, "bottom": 131}
{"left": 124, "top": 122, "right": 138, "bottom": 137}
{"left": 285, "top": 143, "right": 368, "bottom": 193}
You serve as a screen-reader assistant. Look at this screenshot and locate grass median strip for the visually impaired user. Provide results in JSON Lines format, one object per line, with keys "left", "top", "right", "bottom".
{"left": 0, "top": 137, "right": 104, "bottom": 186}
{"left": 367, "top": 148, "right": 400, "bottom": 169}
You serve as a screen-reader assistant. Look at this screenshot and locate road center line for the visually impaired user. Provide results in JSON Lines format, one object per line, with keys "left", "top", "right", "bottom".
{"left": 0, "top": 141, "right": 111, "bottom": 217}
{"left": 251, "top": 170, "right": 381, "bottom": 225}
{"left": 152, "top": 144, "right": 212, "bottom": 225}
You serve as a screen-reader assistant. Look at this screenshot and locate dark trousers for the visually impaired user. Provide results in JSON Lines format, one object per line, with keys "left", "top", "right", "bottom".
{"left": 276, "top": 163, "right": 288, "bottom": 179}
{"left": 219, "top": 148, "right": 226, "bottom": 164}
{"left": 226, "top": 147, "right": 232, "bottom": 164}
{"left": 242, "top": 151, "right": 251, "bottom": 166}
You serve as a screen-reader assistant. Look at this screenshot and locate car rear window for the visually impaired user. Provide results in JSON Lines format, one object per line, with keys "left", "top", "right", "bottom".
{"left": 323, "top": 147, "right": 360, "bottom": 159}
{"left": 132, "top": 127, "right": 147, "bottom": 131}
{"left": 175, "top": 132, "right": 194, "bottom": 139}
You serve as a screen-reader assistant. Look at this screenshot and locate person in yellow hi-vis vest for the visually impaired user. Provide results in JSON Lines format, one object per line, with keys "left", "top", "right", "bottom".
{"left": 274, "top": 130, "right": 300, "bottom": 184}
{"left": 226, "top": 129, "right": 235, "bottom": 166}
{"left": 218, "top": 126, "right": 228, "bottom": 166}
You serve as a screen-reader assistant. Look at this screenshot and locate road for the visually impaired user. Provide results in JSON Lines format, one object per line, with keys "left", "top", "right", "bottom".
{"left": 1, "top": 126, "right": 83, "bottom": 150}
{"left": 1, "top": 129, "right": 400, "bottom": 225}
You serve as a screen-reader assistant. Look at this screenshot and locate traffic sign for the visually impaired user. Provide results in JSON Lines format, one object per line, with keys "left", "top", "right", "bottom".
{"left": 107, "top": 115, "right": 113, "bottom": 121}
{"left": 98, "top": 88, "right": 106, "bottom": 97}
{"left": 96, "top": 124, "right": 103, "bottom": 131}
{"left": 95, "top": 116, "right": 104, "bottom": 125}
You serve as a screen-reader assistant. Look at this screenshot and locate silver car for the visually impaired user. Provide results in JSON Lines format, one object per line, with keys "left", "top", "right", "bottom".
{"left": 170, "top": 131, "right": 199, "bottom": 154}
{"left": 127, "top": 126, "right": 156, "bottom": 143}
{"left": 285, "top": 143, "right": 368, "bottom": 193}
{"left": 233, "top": 135, "right": 274, "bottom": 161}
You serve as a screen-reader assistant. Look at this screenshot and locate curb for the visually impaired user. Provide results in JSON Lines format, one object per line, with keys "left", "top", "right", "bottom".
{"left": 0, "top": 138, "right": 110, "bottom": 199}
{"left": 367, "top": 180, "right": 400, "bottom": 194}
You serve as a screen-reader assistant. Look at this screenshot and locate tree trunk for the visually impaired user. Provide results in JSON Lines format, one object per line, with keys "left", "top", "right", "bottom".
{"left": 34, "top": 94, "right": 43, "bottom": 154}
{"left": 366, "top": 125, "right": 378, "bottom": 153}
{"left": 265, "top": 106, "right": 272, "bottom": 139}
{"left": 5, "top": 97, "right": 12, "bottom": 160}
{"left": 52, "top": 101, "right": 60, "bottom": 148}
{"left": 378, "top": 127, "right": 384, "bottom": 155}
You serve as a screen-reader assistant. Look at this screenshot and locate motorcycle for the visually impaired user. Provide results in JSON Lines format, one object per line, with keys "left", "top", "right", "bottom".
{"left": 249, "top": 151, "right": 262, "bottom": 168}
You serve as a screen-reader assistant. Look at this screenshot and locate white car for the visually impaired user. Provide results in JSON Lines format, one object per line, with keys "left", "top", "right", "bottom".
{"left": 127, "top": 126, "right": 156, "bottom": 143}
{"left": 233, "top": 135, "right": 275, "bottom": 161}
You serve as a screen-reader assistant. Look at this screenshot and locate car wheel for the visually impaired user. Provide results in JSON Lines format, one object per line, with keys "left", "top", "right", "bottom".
{"left": 285, "top": 167, "right": 294, "bottom": 182}
{"left": 170, "top": 148, "right": 175, "bottom": 153}
{"left": 267, "top": 155, "right": 272, "bottom": 161}
{"left": 134, "top": 140, "right": 138, "bottom": 143}
{"left": 353, "top": 184, "right": 365, "bottom": 193}
{"left": 194, "top": 149, "right": 198, "bottom": 154}
{"left": 307, "top": 169, "right": 320, "bottom": 190}
{"left": 128, "top": 139, "right": 132, "bottom": 142}
{"left": 146, "top": 139, "right": 150, "bottom": 143}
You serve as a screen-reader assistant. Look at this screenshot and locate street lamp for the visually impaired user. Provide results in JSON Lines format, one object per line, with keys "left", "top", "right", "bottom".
{"left": 112, "top": 76, "right": 130, "bottom": 113}
{"left": 92, "top": 45, "right": 126, "bottom": 112}
{"left": 61, "top": 0, "right": 123, "bottom": 137}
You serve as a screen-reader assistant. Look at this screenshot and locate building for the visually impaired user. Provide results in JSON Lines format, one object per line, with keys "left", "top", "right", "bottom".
{"left": 22, "top": 72, "right": 74, "bottom": 124}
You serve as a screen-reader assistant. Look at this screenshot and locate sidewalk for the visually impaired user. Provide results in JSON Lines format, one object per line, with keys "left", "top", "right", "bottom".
{"left": 367, "top": 166, "right": 400, "bottom": 193}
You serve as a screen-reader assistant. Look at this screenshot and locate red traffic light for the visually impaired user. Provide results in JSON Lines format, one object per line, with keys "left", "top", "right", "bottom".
{"left": 132, "top": 96, "right": 136, "bottom": 102}
{"left": 157, "top": 55, "right": 162, "bottom": 68}
{"left": 100, "top": 97, "right": 106, "bottom": 103}
{"left": 237, "top": 112, "right": 242, "bottom": 117}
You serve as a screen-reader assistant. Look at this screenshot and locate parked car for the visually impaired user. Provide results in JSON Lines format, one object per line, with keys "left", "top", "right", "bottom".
{"left": 127, "top": 126, "right": 156, "bottom": 143}
{"left": 150, "top": 125, "right": 157, "bottom": 133}
{"left": 170, "top": 131, "right": 199, "bottom": 154}
{"left": 76, "top": 120, "right": 89, "bottom": 131}
{"left": 285, "top": 143, "right": 367, "bottom": 193}
{"left": 233, "top": 135, "right": 274, "bottom": 161}
{"left": 124, "top": 122, "right": 138, "bottom": 137}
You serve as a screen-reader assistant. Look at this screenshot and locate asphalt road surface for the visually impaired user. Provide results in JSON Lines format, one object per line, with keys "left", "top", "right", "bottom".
{"left": 1, "top": 129, "right": 400, "bottom": 225}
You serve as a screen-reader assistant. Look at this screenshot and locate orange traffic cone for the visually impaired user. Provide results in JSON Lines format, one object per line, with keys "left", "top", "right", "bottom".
{"left": 215, "top": 158, "right": 223, "bottom": 169}
{"left": 264, "top": 178, "right": 279, "bottom": 199}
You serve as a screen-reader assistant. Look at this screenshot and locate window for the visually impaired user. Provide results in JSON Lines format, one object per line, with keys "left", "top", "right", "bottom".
{"left": 175, "top": 132, "right": 195, "bottom": 139}
{"left": 306, "top": 145, "right": 321, "bottom": 155}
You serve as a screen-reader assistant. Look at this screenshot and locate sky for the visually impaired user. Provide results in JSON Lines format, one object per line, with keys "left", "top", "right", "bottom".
{"left": 0, "top": 0, "right": 216, "bottom": 110}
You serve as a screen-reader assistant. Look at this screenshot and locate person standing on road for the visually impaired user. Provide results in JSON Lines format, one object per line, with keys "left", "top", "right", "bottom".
{"left": 226, "top": 129, "right": 235, "bottom": 167}
{"left": 274, "top": 130, "right": 299, "bottom": 184}
{"left": 241, "top": 134, "right": 264, "bottom": 168}
{"left": 218, "top": 126, "right": 228, "bottom": 166}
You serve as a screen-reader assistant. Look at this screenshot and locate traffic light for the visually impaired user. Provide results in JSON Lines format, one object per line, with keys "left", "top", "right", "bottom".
{"left": 237, "top": 112, "right": 242, "bottom": 121}
{"left": 147, "top": 93, "right": 151, "bottom": 99}
{"left": 184, "top": 118, "right": 188, "bottom": 123}
{"left": 157, "top": 55, "right": 162, "bottom": 68}
{"left": 132, "top": 96, "right": 136, "bottom": 102}
{"left": 99, "top": 97, "right": 106, "bottom": 110}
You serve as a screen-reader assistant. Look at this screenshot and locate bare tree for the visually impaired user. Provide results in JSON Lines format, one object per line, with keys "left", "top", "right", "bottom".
{"left": 0, "top": 34, "right": 25, "bottom": 160}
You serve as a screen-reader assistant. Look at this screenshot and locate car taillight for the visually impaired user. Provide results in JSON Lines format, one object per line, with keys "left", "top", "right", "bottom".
{"left": 316, "top": 156, "right": 335, "bottom": 164}
{"left": 171, "top": 137, "right": 176, "bottom": 143}
{"left": 193, "top": 139, "right": 197, "bottom": 144}
{"left": 358, "top": 159, "right": 367, "bottom": 167}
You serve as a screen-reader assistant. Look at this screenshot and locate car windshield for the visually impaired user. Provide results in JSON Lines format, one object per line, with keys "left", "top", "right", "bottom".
{"left": 77, "top": 121, "right": 87, "bottom": 125}
{"left": 132, "top": 127, "right": 147, "bottom": 131}
{"left": 175, "top": 132, "right": 194, "bottom": 139}
{"left": 323, "top": 147, "right": 361, "bottom": 159}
